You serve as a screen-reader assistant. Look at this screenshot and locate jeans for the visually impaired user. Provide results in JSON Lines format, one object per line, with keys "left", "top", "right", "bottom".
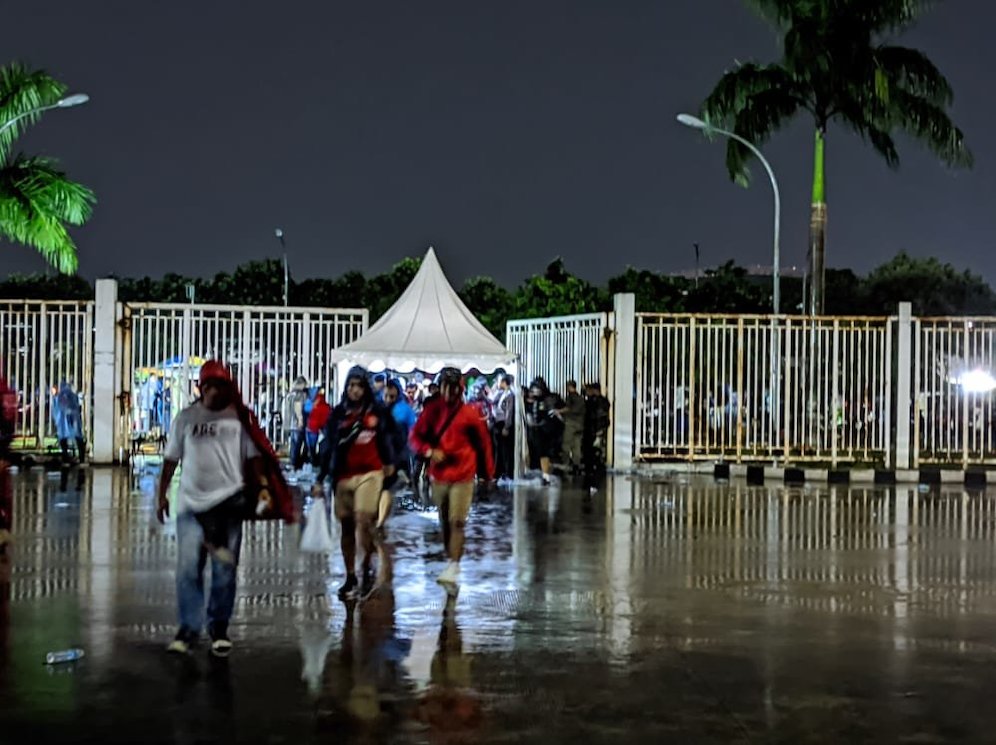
{"left": 305, "top": 431, "right": 319, "bottom": 466}
{"left": 176, "top": 500, "right": 243, "bottom": 635}
{"left": 289, "top": 427, "right": 306, "bottom": 469}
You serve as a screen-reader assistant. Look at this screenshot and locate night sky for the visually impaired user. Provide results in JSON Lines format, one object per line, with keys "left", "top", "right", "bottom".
{"left": 3, "top": 0, "right": 992, "bottom": 287}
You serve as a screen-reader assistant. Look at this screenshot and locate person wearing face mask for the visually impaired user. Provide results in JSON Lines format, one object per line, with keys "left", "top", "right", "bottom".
{"left": 157, "top": 361, "right": 279, "bottom": 657}
{"left": 314, "top": 367, "right": 396, "bottom": 601}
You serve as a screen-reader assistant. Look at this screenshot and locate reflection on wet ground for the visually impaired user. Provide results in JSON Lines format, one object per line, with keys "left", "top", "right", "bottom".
{"left": 3, "top": 464, "right": 996, "bottom": 743}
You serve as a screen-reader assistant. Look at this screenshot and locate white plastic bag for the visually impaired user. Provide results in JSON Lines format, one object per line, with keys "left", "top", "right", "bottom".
{"left": 300, "top": 497, "right": 333, "bottom": 553}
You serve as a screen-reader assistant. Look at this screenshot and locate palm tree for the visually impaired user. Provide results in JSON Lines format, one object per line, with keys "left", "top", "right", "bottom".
{"left": 699, "top": 0, "right": 971, "bottom": 313}
{"left": 0, "top": 62, "right": 95, "bottom": 274}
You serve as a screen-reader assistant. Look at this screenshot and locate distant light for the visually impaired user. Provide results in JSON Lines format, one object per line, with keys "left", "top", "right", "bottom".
{"left": 274, "top": 228, "right": 283, "bottom": 238}
{"left": 677, "top": 113, "right": 708, "bottom": 130}
{"left": 57, "top": 93, "right": 89, "bottom": 108}
{"left": 956, "top": 369, "right": 996, "bottom": 394}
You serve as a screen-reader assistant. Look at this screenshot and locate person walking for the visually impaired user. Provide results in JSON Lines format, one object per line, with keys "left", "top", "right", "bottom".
{"left": 157, "top": 361, "right": 275, "bottom": 656}
{"left": 314, "top": 367, "right": 396, "bottom": 601}
{"left": 525, "top": 377, "right": 563, "bottom": 486}
{"left": 409, "top": 367, "right": 493, "bottom": 596}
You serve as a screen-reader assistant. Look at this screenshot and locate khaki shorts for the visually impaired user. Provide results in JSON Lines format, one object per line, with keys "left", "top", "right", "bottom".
{"left": 335, "top": 471, "right": 384, "bottom": 518}
{"left": 431, "top": 481, "right": 475, "bottom": 522}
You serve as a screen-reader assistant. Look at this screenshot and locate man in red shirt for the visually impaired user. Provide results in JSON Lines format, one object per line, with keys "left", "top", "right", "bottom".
{"left": 315, "top": 367, "right": 396, "bottom": 600}
{"left": 409, "top": 367, "right": 493, "bottom": 596}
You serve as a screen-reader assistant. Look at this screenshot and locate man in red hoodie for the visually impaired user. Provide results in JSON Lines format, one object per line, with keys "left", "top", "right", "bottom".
{"left": 409, "top": 367, "right": 493, "bottom": 596}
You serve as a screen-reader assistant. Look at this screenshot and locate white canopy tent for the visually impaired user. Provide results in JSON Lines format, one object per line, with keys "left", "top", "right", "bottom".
{"left": 331, "top": 246, "right": 525, "bottom": 477}
{"left": 332, "top": 246, "right": 517, "bottom": 375}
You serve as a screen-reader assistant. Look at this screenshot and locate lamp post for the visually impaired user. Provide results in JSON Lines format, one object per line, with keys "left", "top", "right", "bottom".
{"left": 0, "top": 93, "right": 90, "bottom": 138}
{"left": 274, "top": 228, "right": 289, "bottom": 307}
{"left": 678, "top": 113, "right": 784, "bottom": 458}
{"left": 677, "top": 114, "right": 781, "bottom": 315}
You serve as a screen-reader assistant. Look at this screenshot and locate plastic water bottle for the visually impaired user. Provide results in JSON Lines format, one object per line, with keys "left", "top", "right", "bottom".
{"left": 45, "top": 649, "right": 84, "bottom": 665}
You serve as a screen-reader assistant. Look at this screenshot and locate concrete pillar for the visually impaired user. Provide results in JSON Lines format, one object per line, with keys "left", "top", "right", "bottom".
{"left": 91, "top": 279, "right": 118, "bottom": 464}
{"left": 895, "top": 302, "right": 913, "bottom": 470}
{"left": 612, "top": 293, "right": 636, "bottom": 470}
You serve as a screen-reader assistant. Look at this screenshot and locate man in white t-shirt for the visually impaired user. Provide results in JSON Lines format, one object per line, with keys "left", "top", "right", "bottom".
{"left": 157, "top": 360, "right": 264, "bottom": 657}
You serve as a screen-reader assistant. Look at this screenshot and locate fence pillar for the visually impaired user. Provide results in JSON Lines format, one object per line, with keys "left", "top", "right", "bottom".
{"left": 92, "top": 279, "right": 118, "bottom": 464}
{"left": 612, "top": 293, "right": 636, "bottom": 470}
{"left": 895, "top": 302, "right": 913, "bottom": 470}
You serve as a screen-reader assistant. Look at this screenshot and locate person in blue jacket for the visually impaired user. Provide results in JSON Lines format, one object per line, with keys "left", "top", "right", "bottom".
{"left": 379, "top": 379, "right": 417, "bottom": 528}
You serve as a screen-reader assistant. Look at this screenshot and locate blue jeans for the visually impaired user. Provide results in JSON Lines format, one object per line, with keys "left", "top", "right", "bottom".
{"left": 176, "top": 503, "right": 243, "bottom": 635}
{"left": 289, "top": 428, "right": 306, "bottom": 469}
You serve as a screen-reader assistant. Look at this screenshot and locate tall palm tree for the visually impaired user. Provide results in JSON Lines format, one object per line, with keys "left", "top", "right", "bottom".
{"left": 0, "top": 62, "right": 94, "bottom": 274}
{"left": 699, "top": 0, "right": 971, "bottom": 313}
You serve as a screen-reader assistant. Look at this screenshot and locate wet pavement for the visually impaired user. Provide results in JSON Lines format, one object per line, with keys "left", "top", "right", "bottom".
{"left": 3, "top": 464, "right": 996, "bottom": 743}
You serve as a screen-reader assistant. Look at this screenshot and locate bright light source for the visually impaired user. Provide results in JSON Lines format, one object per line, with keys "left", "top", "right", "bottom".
{"left": 677, "top": 113, "right": 708, "bottom": 130}
{"left": 57, "top": 93, "right": 89, "bottom": 108}
{"left": 956, "top": 369, "right": 996, "bottom": 394}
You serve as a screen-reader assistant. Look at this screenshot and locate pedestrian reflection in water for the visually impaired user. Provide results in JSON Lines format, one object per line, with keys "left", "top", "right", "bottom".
{"left": 169, "top": 652, "right": 235, "bottom": 743}
{"left": 317, "top": 540, "right": 412, "bottom": 742}
{"left": 414, "top": 596, "right": 483, "bottom": 740}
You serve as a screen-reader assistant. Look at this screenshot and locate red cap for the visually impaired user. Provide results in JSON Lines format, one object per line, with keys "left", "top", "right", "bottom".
{"left": 199, "top": 360, "right": 231, "bottom": 387}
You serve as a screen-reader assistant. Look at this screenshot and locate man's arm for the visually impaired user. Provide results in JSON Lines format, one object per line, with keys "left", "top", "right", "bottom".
{"left": 315, "top": 409, "right": 338, "bottom": 484}
{"left": 156, "top": 459, "right": 179, "bottom": 524}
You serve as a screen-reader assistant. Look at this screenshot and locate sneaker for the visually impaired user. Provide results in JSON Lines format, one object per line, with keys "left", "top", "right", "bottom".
{"left": 436, "top": 562, "right": 460, "bottom": 597}
{"left": 337, "top": 574, "right": 359, "bottom": 601}
{"left": 210, "top": 628, "right": 233, "bottom": 658}
{"left": 167, "top": 628, "right": 197, "bottom": 654}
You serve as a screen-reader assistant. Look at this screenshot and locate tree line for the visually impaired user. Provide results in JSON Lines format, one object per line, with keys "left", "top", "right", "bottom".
{"left": 2, "top": 251, "right": 993, "bottom": 341}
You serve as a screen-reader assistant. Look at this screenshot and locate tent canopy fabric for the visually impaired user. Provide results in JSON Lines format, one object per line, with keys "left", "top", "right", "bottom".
{"left": 332, "top": 247, "right": 517, "bottom": 374}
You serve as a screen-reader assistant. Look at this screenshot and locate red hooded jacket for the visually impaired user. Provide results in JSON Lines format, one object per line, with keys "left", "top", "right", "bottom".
{"left": 307, "top": 394, "right": 331, "bottom": 434}
{"left": 410, "top": 398, "right": 493, "bottom": 484}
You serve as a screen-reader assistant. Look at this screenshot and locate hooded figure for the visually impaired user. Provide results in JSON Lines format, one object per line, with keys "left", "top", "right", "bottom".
{"left": 315, "top": 366, "right": 397, "bottom": 601}
{"left": 53, "top": 381, "right": 85, "bottom": 463}
{"left": 525, "top": 377, "right": 564, "bottom": 485}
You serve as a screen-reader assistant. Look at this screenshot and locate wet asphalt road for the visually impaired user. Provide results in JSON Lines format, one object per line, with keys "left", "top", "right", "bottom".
{"left": 3, "top": 462, "right": 996, "bottom": 743}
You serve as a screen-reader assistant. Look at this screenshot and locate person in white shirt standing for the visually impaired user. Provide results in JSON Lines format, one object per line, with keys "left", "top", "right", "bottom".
{"left": 157, "top": 360, "right": 266, "bottom": 657}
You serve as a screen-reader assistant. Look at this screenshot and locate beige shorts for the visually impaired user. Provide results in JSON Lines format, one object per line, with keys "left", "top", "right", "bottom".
{"left": 335, "top": 471, "right": 384, "bottom": 517}
{"left": 431, "top": 481, "right": 475, "bottom": 522}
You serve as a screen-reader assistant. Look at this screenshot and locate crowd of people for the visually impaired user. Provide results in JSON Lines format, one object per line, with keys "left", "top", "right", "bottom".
{"left": 281, "top": 370, "right": 611, "bottom": 492}
{"left": 152, "top": 359, "right": 613, "bottom": 659}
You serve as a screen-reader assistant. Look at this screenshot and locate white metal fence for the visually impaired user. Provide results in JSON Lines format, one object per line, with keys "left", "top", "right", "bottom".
{"left": 914, "top": 318, "right": 996, "bottom": 466}
{"left": 122, "top": 303, "right": 367, "bottom": 451}
{"left": 635, "top": 314, "right": 893, "bottom": 466}
{"left": 1, "top": 300, "right": 94, "bottom": 453}
{"left": 506, "top": 313, "right": 611, "bottom": 394}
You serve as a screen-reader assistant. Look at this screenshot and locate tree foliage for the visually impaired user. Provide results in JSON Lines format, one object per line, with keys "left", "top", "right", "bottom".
{"left": 5, "top": 252, "right": 996, "bottom": 339}
{"left": 0, "top": 62, "right": 95, "bottom": 274}
{"left": 701, "top": 0, "right": 971, "bottom": 186}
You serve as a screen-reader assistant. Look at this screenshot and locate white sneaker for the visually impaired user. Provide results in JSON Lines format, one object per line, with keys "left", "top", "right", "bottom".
{"left": 436, "top": 562, "right": 460, "bottom": 596}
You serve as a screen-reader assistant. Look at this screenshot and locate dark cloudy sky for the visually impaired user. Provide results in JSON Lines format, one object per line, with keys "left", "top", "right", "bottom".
{"left": 2, "top": 1, "right": 992, "bottom": 287}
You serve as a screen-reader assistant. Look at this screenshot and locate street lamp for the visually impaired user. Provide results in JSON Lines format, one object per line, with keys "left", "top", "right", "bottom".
{"left": 275, "top": 228, "right": 289, "bottom": 307}
{"left": 677, "top": 114, "right": 781, "bottom": 315}
{"left": 678, "top": 113, "right": 784, "bottom": 458}
{"left": 0, "top": 93, "right": 90, "bottom": 138}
